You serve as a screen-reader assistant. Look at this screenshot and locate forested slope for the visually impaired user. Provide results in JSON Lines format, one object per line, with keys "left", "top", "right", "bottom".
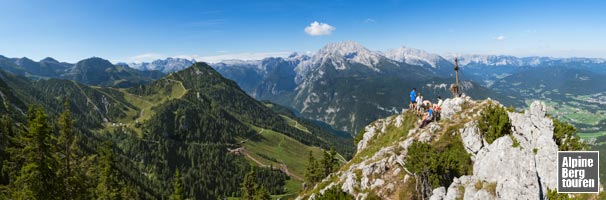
{"left": 0, "top": 62, "right": 354, "bottom": 199}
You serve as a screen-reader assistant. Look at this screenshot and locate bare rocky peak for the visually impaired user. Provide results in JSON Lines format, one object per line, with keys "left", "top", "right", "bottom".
{"left": 313, "top": 41, "right": 383, "bottom": 70}
{"left": 383, "top": 46, "right": 444, "bottom": 68}
{"left": 299, "top": 96, "right": 561, "bottom": 200}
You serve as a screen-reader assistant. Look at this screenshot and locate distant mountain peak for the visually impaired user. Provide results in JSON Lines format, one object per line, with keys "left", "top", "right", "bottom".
{"left": 40, "top": 57, "right": 59, "bottom": 63}
{"left": 179, "top": 62, "right": 217, "bottom": 75}
{"left": 77, "top": 57, "right": 113, "bottom": 66}
{"left": 17, "top": 57, "right": 35, "bottom": 62}
{"left": 288, "top": 52, "right": 302, "bottom": 58}
{"left": 215, "top": 59, "right": 261, "bottom": 66}
{"left": 158, "top": 57, "right": 195, "bottom": 63}
{"left": 315, "top": 41, "right": 382, "bottom": 70}
{"left": 127, "top": 57, "right": 195, "bottom": 73}
{"left": 383, "top": 46, "right": 445, "bottom": 68}
{"left": 167, "top": 61, "right": 244, "bottom": 91}
{"left": 70, "top": 57, "right": 115, "bottom": 75}
{"left": 320, "top": 41, "right": 368, "bottom": 53}
{"left": 287, "top": 52, "right": 311, "bottom": 60}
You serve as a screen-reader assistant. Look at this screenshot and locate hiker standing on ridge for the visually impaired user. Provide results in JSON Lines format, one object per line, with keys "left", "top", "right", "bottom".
{"left": 409, "top": 88, "right": 417, "bottom": 110}
{"left": 416, "top": 93, "right": 424, "bottom": 116}
{"left": 434, "top": 96, "right": 443, "bottom": 121}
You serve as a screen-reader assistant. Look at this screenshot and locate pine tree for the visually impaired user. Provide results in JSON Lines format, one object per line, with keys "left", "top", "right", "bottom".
{"left": 305, "top": 151, "right": 321, "bottom": 184}
{"left": 26, "top": 105, "right": 37, "bottom": 123}
{"left": 316, "top": 186, "right": 354, "bottom": 200}
{"left": 96, "top": 141, "right": 121, "bottom": 200}
{"left": 57, "top": 99, "right": 87, "bottom": 199}
{"left": 120, "top": 183, "right": 139, "bottom": 200}
{"left": 553, "top": 119, "right": 585, "bottom": 151}
{"left": 0, "top": 115, "right": 15, "bottom": 198}
{"left": 2, "top": 114, "right": 27, "bottom": 198}
{"left": 320, "top": 150, "right": 333, "bottom": 177}
{"left": 241, "top": 165, "right": 257, "bottom": 200}
{"left": 253, "top": 186, "right": 271, "bottom": 200}
{"left": 329, "top": 148, "right": 339, "bottom": 172}
{"left": 478, "top": 104, "right": 512, "bottom": 144}
{"left": 0, "top": 116, "right": 14, "bottom": 186}
{"left": 11, "top": 106, "right": 61, "bottom": 200}
{"left": 170, "top": 169, "right": 184, "bottom": 200}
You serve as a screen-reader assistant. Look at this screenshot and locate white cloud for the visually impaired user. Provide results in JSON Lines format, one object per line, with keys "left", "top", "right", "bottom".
{"left": 304, "top": 21, "right": 335, "bottom": 36}
{"left": 364, "top": 18, "right": 376, "bottom": 23}
{"left": 495, "top": 35, "right": 506, "bottom": 41}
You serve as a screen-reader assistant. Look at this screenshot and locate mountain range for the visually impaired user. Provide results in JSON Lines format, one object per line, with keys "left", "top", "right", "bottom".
{"left": 0, "top": 56, "right": 163, "bottom": 88}
{"left": 126, "top": 57, "right": 195, "bottom": 73}
{"left": 2, "top": 41, "right": 605, "bottom": 135}
{"left": 127, "top": 42, "right": 606, "bottom": 135}
{"left": 1, "top": 41, "right": 605, "bottom": 199}
{"left": 197, "top": 42, "right": 506, "bottom": 133}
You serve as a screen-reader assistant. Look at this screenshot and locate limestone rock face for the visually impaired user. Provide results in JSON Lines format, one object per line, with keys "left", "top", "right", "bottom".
{"left": 440, "top": 95, "right": 473, "bottom": 120}
{"left": 443, "top": 100, "right": 558, "bottom": 200}
{"left": 508, "top": 101, "right": 558, "bottom": 194}
{"left": 429, "top": 187, "right": 446, "bottom": 200}
{"left": 459, "top": 122, "right": 485, "bottom": 158}
{"left": 473, "top": 136, "right": 539, "bottom": 199}
{"left": 300, "top": 98, "right": 560, "bottom": 200}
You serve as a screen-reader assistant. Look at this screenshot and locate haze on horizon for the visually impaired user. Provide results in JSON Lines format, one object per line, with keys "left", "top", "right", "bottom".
{"left": 1, "top": 0, "right": 605, "bottom": 63}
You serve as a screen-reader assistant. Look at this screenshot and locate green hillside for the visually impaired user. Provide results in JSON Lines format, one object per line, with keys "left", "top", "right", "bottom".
{"left": 0, "top": 62, "right": 354, "bottom": 199}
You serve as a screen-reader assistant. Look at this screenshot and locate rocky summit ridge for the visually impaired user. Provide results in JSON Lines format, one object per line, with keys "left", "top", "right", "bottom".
{"left": 298, "top": 96, "right": 568, "bottom": 200}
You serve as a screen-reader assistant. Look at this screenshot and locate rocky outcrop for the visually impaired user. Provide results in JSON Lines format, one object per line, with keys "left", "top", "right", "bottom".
{"left": 440, "top": 95, "right": 473, "bottom": 120}
{"left": 443, "top": 101, "right": 558, "bottom": 200}
{"left": 460, "top": 122, "right": 485, "bottom": 159}
{"left": 356, "top": 114, "right": 404, "bottom": 151}
{"left": 429, "top": 187, "right": 446, "bottom": 200}
{"left": 299, "top": 97, "right": 561, "bottom": 200}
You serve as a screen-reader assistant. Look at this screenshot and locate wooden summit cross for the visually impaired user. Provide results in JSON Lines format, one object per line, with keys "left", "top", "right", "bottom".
{"left": 450, "top": 58, "right": 460, "bottom": 97}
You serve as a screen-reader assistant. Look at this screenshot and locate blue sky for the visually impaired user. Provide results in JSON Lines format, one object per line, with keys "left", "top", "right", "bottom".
{"left": 1, "top": 0, "right": 605, "bottom": 63}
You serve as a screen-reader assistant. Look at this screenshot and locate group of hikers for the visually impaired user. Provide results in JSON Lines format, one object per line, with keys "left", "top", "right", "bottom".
{"left": 408, "top": 88, "right": 443, "bottom": 129}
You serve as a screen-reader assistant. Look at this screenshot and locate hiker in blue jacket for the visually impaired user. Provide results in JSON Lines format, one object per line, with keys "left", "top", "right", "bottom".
{"left": 409, "top": 88, "right": 417, "bottom": 110}
{"left": 420, "top": 104, "right": 434, "bottom": 128}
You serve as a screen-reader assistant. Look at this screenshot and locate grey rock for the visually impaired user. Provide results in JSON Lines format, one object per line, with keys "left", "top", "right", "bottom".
{"left": 460, "top": 122, "right": 484, "bottom": 157}
{"left": 473, "top": 189, "right": 494, "bottom": 200}
{"left": 357, "top": 116, "right": 398, "bottom": 151}
{"left": 429, "top": 187, "right": 446, "bottom": 200}
{"left": 441, "top": 97, "right": 466, "bottom": 120}
{"left": 446, "top": 100, "right": 558, "bottom": 200}
{"left": 429, "top": 123, "right": 441, "bottom": 133}
{"left": 419, "top": 131, "right": 433, "bottom": 142}
{"left": 474, "top": 136, "right": 539, "bottom": 199}
{"left": 370, "top": 178, "right": 385, "bottom": 190}
{"left": 444, "top": 177, "right": 463, "bottom": 200}
{"left": 341, "top": 172, "right": 358, "bottom": 194}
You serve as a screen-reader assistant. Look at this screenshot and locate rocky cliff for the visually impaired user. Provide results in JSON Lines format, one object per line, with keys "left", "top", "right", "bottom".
{"left": 298, "top": 96, "right": 581, "bottom": 200}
